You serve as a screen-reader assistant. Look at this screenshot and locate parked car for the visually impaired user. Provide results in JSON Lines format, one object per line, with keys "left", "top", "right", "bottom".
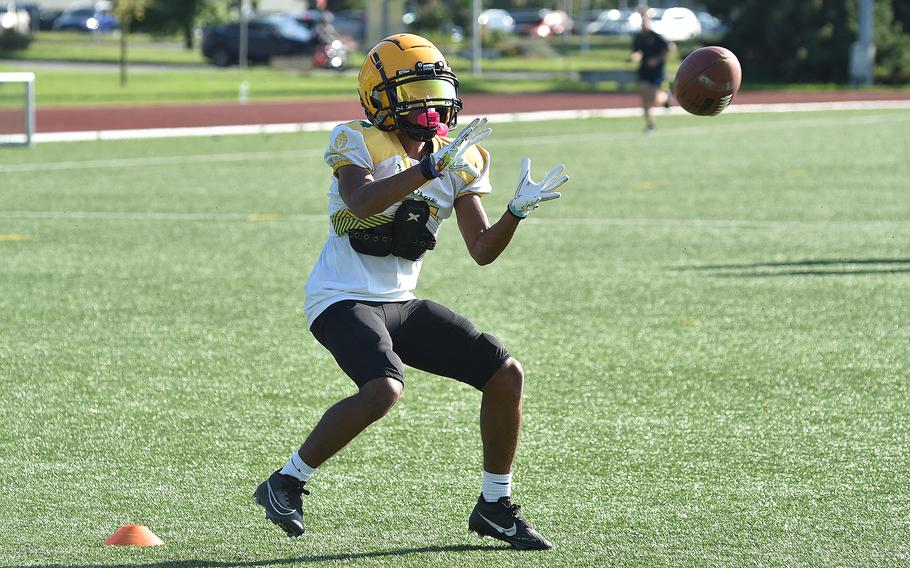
{"left": 201, "top": 14, "right": 347, "bottom": 69}
{"left": 0, "top": 2, "right": 33, "bottom": 48}
{"left": 289, "top": 10, "right": 355, "bottom": 59}
{"left": 330, "top": 10, "right": 365, "bottom": 46}
{"left": 37, "top": 8, "right": 63, "bottom": 31}
{"left": 478, "top": 8, "right": 514, "bottom": 34}
{"left": 52, "top": 1, "right": 119, "bottom": 33}
{"left": 7, "top": 1, "right": 38, "bottom": 32}
{"left": 586, "top": 9, "right": 637, "bottom": 36}
{"left": 649, "top": 7, "right": 701, "bottom": 42}
{"left": 696, "top": 11, "right": 727, "bottom": 38}
{"left": 510, "top": 8, "right": 572, "bottom": 38}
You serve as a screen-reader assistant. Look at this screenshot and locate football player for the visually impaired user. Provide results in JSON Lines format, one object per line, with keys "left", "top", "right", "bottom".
{"left": 253, "top": 33, "right": 568, "bottom": 550}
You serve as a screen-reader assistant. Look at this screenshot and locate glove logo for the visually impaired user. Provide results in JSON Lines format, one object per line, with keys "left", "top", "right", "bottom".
{"left": 435, "top": 154, "right": 452, "bottom": 173}
{"left": 508, "top": 157, "right": 569, "bottom": 219}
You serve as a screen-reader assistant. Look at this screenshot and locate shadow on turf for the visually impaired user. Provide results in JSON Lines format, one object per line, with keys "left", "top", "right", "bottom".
{"left": 674, "top": 258, "right": 910, "bottom": 277}
{"left": 13, "top": 544, "right": 509, "bottom": 568}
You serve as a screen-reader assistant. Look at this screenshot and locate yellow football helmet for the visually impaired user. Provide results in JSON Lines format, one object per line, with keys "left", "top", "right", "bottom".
{"left": 358, "top": 33, "right": 462, "bottom": 141}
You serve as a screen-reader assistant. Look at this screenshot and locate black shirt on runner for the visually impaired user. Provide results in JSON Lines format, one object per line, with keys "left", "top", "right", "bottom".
{"left": 633, "top": 30, "right": 669, "bottom": 60}
{"left": 632, "top": 30, "right": 669, "bottom": 74}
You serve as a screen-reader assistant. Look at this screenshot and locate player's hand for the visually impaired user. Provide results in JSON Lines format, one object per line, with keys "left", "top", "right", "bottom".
{"left": 507, "top": 157, "right": 569, "bottom": 219}
{"left": 422, "top": 117, "right": 492, "bottom": 179}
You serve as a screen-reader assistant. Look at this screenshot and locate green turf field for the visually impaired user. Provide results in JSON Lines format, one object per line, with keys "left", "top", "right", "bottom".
{"left": 1, "top": 109, "right": 909, "bottom": 567}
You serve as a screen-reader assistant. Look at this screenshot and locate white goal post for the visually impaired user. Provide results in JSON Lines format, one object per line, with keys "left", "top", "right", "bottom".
{"left": 0, "top": 72, "right": 36, "bottom": 147}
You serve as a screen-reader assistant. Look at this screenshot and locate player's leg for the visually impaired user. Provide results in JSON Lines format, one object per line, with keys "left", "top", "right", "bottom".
{"left": 393, "top": 299, "right": 552, "bottom": 550}
{"left": 470, "top": 358, "right": 550, "bottom": 550}
{"left": 254, "top": 300, "right": 405, "bottom": 537}
{"left": 479, "top": 358, "right": 523, "bottom": 475}
{"left": 297, "top": 376, "right": 402, "bottom": 467}
{"left": 639, "top": 80, "right": 657, "bottom": 131}
{"left": 656, "top": 80, "right": 670, "bottom": 108}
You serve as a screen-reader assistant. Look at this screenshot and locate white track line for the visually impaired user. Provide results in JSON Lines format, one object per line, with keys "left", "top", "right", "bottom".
{"left": 0, "top": 210, "right": 324, "bottom": 222}
{"left": 1, "top": 210, "right": 907, "bottom": 228}
{"left": 25, "top": 99, "right": 910, "bottom": 144}
{"left": 3, "top": 108, "right": 908, "bottom": 175}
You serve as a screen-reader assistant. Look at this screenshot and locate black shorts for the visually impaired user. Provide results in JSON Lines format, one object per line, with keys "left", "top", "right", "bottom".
{"left": 310, "top": 299, "right": 510, "bottom": 390}
{"left": 638, "top": 66, "right": 665, "bottom": 86}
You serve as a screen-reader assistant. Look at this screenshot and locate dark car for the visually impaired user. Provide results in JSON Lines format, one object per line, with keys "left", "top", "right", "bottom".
{"left": 201, "top": 14, "right": 347, "bottom": 69}
{"left": 37, "top": 8, "right": 63, "bottom": 31}
{"left": 52, "top": 1, "right": 119, "bottom": 32}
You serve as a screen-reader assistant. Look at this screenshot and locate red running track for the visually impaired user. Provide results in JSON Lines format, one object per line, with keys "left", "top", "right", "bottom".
{"left": 29, "top": 90, "right": 910, "bottom": 133}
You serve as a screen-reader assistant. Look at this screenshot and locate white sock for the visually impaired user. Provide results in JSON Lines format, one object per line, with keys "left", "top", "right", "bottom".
{"left": 279, "top": 452, "right": 316, "bottom": 483}
{"left": 481, "top": 470, "right": 512, "bottom": 503}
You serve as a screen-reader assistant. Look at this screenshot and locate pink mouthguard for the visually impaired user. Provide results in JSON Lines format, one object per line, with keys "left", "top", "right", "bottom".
{"left": 417, "top": 111, "right": 449, "bottom": 136}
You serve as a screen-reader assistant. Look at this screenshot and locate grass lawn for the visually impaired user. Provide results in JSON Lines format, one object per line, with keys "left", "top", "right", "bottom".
{"left": 4, "top": 32, "right": 907, "bottom": 107}
{"left": 0, "top": 32, "right": 648, "bottom": 106}
{"left": 0, "top": 64, "right": 612, "bottom": 107}
{"left": 1, "top": 109, "right": 909, "bottom": 566}
{"left": 1, "top": 31, "right": 207, "bottom": 65}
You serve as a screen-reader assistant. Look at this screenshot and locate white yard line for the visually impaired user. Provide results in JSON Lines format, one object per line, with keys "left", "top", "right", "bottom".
{"left": 0, "top": 210, "right": 906, "bottom": 228}
{"left": 0, "top": 148, "right": 323, "bottom": 173}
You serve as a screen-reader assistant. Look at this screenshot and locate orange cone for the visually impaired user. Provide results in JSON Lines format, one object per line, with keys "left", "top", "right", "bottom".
{"left": 103, "top": 524, "right": 165, "bottom": 546}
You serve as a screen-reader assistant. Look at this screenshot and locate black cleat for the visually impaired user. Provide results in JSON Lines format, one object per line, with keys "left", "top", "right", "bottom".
{"left": 468, "top": 495, "right": 552, "bottom": 550}
{"left": 253, "top": 470, "right": 309, "bottom": 537}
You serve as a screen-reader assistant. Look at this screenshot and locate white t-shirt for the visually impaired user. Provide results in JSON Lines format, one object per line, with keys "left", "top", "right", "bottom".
{"left": 303, "top": 120, "right": 492, "bottom": 327}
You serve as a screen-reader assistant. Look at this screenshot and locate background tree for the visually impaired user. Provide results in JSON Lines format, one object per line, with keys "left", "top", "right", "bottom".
{"left": 137, "top": 0, "right": 206, "bottom": 49}
{"left": 701, "top": 0, "right": 909, "bottom": 84}
{"left": 113, "top": 0, "right": 152, "bottom": 86}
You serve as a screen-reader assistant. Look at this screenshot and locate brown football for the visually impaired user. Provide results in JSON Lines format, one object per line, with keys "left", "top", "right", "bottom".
{"left": 674, "top": 46, "right": 742, "bottom": 116}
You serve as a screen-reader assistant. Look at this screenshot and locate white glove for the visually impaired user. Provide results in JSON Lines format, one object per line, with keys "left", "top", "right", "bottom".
{"left": 508, "top": 157, "right": 569, "bottom": 219}
{"left": 420, "top": 117, "right": 492, "bottom": 179}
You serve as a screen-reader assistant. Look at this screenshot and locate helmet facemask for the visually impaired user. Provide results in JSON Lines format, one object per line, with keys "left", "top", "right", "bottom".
{"left": 368, "top": 58, "right": 462, "bottom": 141}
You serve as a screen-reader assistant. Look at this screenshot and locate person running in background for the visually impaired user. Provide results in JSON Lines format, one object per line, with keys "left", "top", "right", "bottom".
{"left": 629, "top": 8, "right": 674, "bottom": 133}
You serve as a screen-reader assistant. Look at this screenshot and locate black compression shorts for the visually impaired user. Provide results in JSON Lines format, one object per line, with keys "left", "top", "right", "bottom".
{"left": 310, "top": 299, "right": 510, "bottom": 390}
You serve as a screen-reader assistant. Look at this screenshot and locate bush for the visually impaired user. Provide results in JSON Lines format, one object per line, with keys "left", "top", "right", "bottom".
{"left": 872, "top": 1, "right": 910, "bottom": 83}
{"left": 485, "top": 36, "right": 558, "bottom": 59}
{"left": 0, "top": 29, "right": 32, "bottom": 51}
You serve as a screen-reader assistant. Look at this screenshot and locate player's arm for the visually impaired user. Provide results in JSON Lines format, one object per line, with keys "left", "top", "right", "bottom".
{"left": 455, "top": 195, "right": 519, "bottom": 266}
{"left": 337, "top": 164, "right": 428, "bottom": 219}
{"left": 456, "top": 157, "right": 569, "bottom": 266}
{"left": 628, "top": 34, "right": 643, "bottom": 63}
{"left": 338, "top": 117, "right": 492, "bottom": 219}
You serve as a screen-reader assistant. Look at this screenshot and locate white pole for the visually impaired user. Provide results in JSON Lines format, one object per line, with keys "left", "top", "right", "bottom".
{"left": 580, "top": 0, "right": 590, "bottom": 53}
{"left": 26, "top": 75, "right": 35, "bottom": 147}
{"left": 850, "top": 0, "right": 875, "bottom": 86}
{"left": 472, "top": 0, "right": 481, "bottom": 77}
{"left": 239, "top": 0, "right": 251, "bottom": 70}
